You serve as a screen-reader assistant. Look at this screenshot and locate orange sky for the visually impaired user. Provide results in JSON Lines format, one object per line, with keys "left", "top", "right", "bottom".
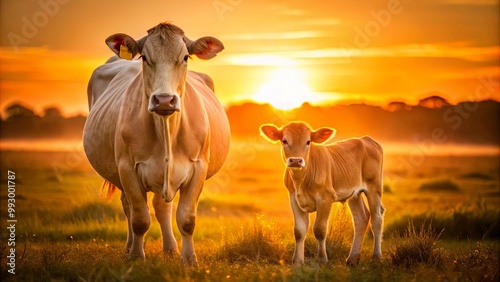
{"left": 0, "top": 0, "right": 499, "bottom": 116}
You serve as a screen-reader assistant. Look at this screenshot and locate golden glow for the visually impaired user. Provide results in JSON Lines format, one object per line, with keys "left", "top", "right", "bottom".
{"left": 252, "top": 68, "right": 324, "bottom": 110}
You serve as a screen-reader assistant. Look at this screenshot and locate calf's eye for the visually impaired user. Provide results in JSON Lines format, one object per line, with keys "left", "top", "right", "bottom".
{"left": 306, "top": 140, "right": 311, "bottom": 146}
{"left": 282, "top": 139, "right": 288, "bottom": 145}
{"left": 183, "top": 55, "right": 190, "bottom": 62}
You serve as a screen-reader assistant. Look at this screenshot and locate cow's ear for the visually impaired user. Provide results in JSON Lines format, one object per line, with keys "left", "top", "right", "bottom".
{"left": 186, "top": 36, "right": 224, "bottom": 60}
{"left": 105, "top": 33, "right": 140, "bottom": 59}
{"left": 311, "top": 127, "right": 336, "bottom": 144}
{"left": 260, "top": 124, "right": 282, "bottom": 143}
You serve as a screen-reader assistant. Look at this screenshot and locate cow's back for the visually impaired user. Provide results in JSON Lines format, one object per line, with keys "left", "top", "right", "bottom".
{"left": 327, "top": 136, "right": 382, "bottom": 190}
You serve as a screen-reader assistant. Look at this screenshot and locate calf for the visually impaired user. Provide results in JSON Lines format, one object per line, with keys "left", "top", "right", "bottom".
{"left": 260, "top": 122, "right": 385, "bottom": 265}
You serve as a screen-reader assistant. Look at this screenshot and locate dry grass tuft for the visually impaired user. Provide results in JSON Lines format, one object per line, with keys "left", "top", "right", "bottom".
{"left": 453, "top": 242, "right": 500, "bottom": 280}
{"left": 217, "top": 215, "right": 288, "bottom": 264}
{"left": 390, "top": 220, "right": 445, "bottom": 268}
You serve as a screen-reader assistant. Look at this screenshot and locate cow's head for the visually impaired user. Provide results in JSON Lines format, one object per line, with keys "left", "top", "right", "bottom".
{"left": 260, "top": 122, "right": 335, "bottom": 170}
{"left": 105, "top": 22, "right": 224, "bottom": 116}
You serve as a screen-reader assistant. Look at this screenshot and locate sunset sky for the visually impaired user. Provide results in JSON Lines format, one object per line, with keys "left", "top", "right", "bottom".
{"left": 0, "top": 0, "right": 499, "bottom": 116}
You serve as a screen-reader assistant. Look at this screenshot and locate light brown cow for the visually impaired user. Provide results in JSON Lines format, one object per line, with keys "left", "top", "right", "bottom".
{"left": 260, "top": 122, "right": 384, "bottom": 265}
{"left": 83, "top": 23, "right": 230, "bottom": 265}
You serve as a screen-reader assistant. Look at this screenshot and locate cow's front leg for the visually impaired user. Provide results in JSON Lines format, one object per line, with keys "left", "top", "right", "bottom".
{"left": 120, "top": 191, "right": 133, "bottom": 253}
{"left": 119, "top": 165, "right": 150, "bottom": 260}
{"left": 176, "top": 162, "right": 207, "bottom": 266}
{"left": 314, "top": 202, "right": 332, "bottom": 265}
{"left": 152, "top": 193, "right": 178, "bottom": 255}
{"left": 290, "top": 194, "right": 309, "bottom": 266}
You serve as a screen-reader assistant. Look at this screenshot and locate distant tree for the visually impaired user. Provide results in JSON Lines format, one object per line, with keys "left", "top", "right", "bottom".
{"left": 43, "top": 106, "right": 62, "bottom": 119}
{"left": 386, "top": 101, "right": 411, "bottom": 112}
{"left": 418, "top": 95, "right": 451, "bottom": 109}
{"left": 5, "top": 103, "right": 36, "bottom": 118}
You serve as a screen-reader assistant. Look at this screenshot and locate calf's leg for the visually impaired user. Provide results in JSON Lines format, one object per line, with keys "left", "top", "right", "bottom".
{"left": 346, "top": 195, "right": 370, "bottom": 265}
{"left": 290, "top": 194, "right": 309, "bottom": 266}
{"left": 366, "top": 189, "right": 385, "bottom": 260}
{"left": 314, "top": 202, "right": 331, "bottom": 265}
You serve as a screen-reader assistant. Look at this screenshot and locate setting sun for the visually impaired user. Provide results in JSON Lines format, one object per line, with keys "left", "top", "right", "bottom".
{"left": 252, "top": 68, "right": 324, "bottom": 110}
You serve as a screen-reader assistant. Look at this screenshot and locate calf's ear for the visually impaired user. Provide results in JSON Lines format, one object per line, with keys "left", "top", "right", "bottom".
{"left": 186, "top": 36, "right": 224, "bottom": 60}
{"left": 260, "top": 124, "right": 282, "bottom": 143}
{"left": 105, "top": 33, "right": 141, "bottom": 59}
{"left": 311, "top": 127, "right": 336, "bottom": 144}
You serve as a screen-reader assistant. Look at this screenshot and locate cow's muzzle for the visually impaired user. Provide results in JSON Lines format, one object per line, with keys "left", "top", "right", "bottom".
{"left": 287, "top": 157, "right": 305, "bottom": 169}
{"left": 149, "top": 94, "right": 180, "bottom": 116}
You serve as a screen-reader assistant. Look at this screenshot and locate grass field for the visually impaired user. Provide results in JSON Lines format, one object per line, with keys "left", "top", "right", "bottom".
{"left": 0, "top": 139, "right": 499, "bottom": 281}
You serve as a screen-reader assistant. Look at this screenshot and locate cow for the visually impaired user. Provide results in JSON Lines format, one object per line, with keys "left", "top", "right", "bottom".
{"left": 260, "top": 122, "right": 385, "bottom": 265}
{"left": 83, "top": 22, "right": 230, "bottom": 265}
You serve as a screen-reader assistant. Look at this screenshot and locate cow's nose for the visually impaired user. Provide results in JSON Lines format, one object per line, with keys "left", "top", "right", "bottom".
{"left": 287, "top": 157, "right": 305, "bottom": 168}
{"left": 149, "top": 94, "right": 180, "bottom": 116}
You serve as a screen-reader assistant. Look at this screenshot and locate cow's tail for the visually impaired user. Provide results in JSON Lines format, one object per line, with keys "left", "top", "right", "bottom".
{"left": 101, "top": 180, "right": 118, "bottom": 201}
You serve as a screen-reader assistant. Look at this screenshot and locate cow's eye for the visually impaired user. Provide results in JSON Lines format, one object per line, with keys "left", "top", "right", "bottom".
{"left": 282, "top": 139, "right": 288, "bottom": 145}
{"left": 306, "top": 140, "right": 311, "bottom": 146}
{"left": 139, "top": 55, "right": 147, "bottom": 62}
{"left": 183, "top": 55, "right": 190, "bottom": 62}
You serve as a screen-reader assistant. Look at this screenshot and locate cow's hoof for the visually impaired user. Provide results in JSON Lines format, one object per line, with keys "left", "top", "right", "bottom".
{"left": 163, "top": 248, "right": 179, "bottom": 257}
{"left": 346, "top": 254, "right": 360, "bottom": 266}
{"left": 163, "top": 243, "right": 179, "bottom": 256}
{"left": 128, "top": 253, "right": 146, "bottom": 261}
{"left": 292, "top": 259, "right": 304, "bottom": 267}
{"left": 371, "top": 253, "right": 382, "bottom": 261}
{"left": 318, "top": 257, "right": 328, "bottom": 265}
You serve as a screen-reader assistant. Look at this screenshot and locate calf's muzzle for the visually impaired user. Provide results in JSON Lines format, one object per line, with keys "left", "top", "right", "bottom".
{"left": 149, "top": 94, "right": 180, "bottom": 116}
{"left": 287, "top": 157, "right": 305, "bottom": 168}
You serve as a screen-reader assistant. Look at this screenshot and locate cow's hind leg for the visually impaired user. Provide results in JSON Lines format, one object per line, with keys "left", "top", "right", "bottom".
{"left": 366, "top": 186, "right": 385, "bottom": 261}
{"left": 120, "top": 191, "right": 133, "bottom": 253}
{"left": 346, "top": 194, "right": 370, "bottom": 265}
{"left": 153, "top": 193, "right": 178, "bottom": 255}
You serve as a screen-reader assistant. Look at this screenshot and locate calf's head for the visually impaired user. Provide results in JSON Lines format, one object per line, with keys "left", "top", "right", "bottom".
{"left": 105, "top": 22, "right": 224, "bottom": 116}
{"left": 260, "top": 122, "right": 335, "bottom": 170}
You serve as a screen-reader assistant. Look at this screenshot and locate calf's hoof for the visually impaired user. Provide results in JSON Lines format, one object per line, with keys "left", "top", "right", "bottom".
{"left": 346, "top": 254, "right": 360, "bottom": 266}
{"left": 181, "top": 255, "right": 198, "bottom": 267}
